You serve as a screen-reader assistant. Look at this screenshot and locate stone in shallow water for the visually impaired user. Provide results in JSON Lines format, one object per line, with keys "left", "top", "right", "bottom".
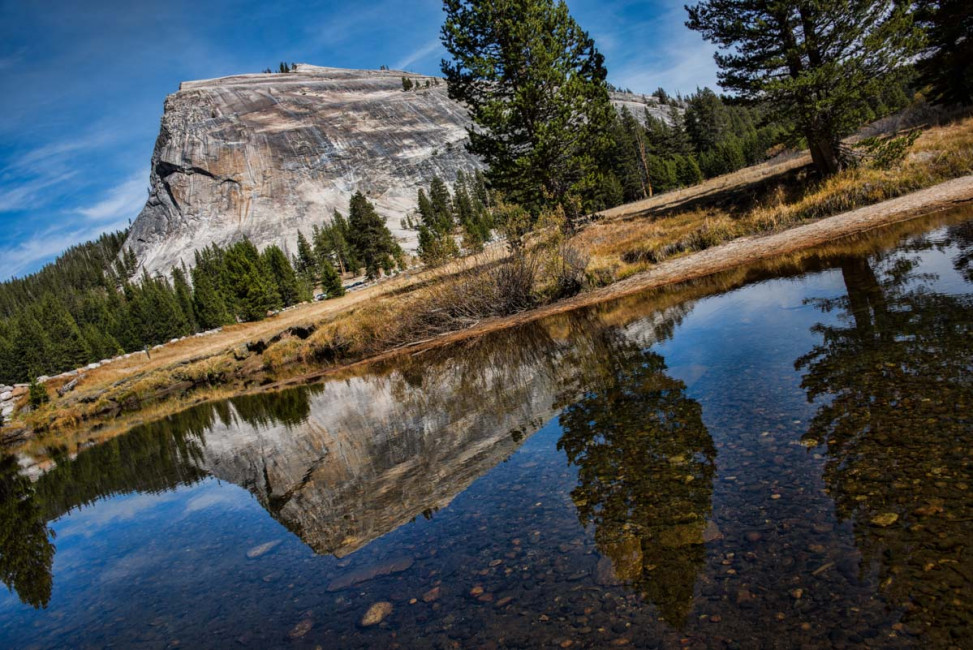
{"left": 288, "top": 618, "right": 313, "bottom": 638}
{"left": 327, "top": 556, "right": 414, "bottom": 591}
{"left": 360, "top": 601, "right": 393, "bottom": 627}
{"left": 870, "top": 512, "right": 899, "bottom": 527}
{"left": 702, "top": 521, "right": 723, "bottom": 543}
{"left": 246, "top": 540, "right": 281, "bottom": 559}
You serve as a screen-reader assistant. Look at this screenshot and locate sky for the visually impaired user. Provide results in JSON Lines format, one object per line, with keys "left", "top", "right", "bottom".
{"left": 0, "top": 0, "right": 719, "bottom": 282}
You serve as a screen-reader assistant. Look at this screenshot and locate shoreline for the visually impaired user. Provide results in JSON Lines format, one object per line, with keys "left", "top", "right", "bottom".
{"left": 266, "top": 174, "right": 973, "bottom": 387}
{"left": 4, "top": 174, "right": 973, "bottom": 452}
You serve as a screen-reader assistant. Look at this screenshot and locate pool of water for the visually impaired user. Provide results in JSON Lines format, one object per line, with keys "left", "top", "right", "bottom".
{"left": 1, "top": 211, "right": 971, "bottom": 648}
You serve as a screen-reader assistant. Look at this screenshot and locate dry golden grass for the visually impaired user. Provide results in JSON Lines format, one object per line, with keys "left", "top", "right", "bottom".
{"left": 578, "top": 115, "right": 973, "bottom": 281}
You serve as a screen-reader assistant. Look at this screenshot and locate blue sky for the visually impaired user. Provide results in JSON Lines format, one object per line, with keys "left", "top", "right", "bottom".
{"left": 0, "top": 0, "right": 718, "bottom": 281}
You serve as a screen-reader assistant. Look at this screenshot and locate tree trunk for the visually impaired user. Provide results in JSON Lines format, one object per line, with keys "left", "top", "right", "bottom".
{"left": 807, "top": 135, "right": 841, "bottom": 177}
{"left": 840, "top": 257, "right": 888, "bottom": 341}
{"left": 633, "top": 128, "right": 653, "bottom": 198}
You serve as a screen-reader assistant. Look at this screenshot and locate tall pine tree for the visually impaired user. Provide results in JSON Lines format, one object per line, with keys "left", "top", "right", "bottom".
{"left": 687, "top": 0, "right": 922, "bottom": 176}
{"left": 441, "top": 0, "right": 614, "bottom": 212}
{"left": 916, "top": 0, "right": 973, "bottom": 106}
{"left": 223, "top": 240, "right": 281, "bottom": 321}
{"left": 261, "top": 245, "right": 301, "bottom": 307}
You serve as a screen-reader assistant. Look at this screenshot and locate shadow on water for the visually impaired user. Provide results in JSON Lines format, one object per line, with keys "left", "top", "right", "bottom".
{"left": 0, "top": 206, "right": 970, "bottom": 646}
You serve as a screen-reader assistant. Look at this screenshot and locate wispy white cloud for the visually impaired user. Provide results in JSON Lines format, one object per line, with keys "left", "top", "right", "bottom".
{"left": 0, "top": 218, "right": 129, "bottom": 281}
{"left": 77, "top": 172, "right": 147, "bottom": 221}
{"left": 575, "top": 0, "right": 720, "bottom": 95}
{"left": 0, "top": 171, "right": 78, "bottom": 212}
{"left": 0, "top": 125, "right": 123, "bottom": 214}
{"left": 394, "top": 38, "right": 443, "bottom": 72}
{"left": 612, "top": 36, "right": 719, "bottom": 95}
{"left": 0, "top": 52, "right": 24, "bottom": 71}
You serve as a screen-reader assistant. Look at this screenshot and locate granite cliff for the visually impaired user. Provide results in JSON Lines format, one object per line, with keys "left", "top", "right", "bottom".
{"left": 126, "top": 64, "right": 670, "bottom": 275}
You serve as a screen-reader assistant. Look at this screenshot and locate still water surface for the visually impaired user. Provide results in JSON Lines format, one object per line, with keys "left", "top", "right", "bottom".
{"left": 1, "top": 212, "right": 971, "bottom": 648}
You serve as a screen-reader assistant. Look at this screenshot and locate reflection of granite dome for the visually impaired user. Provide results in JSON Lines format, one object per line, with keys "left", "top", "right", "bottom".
{"left": 126, "top": 65, "right": 673, "bottom": 275}
{"left": 197, "top": 362, "right": 561, "bottom": 557}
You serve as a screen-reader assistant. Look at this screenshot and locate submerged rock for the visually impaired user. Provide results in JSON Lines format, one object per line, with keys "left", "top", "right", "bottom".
{"left": 360, "top": 601, "right": 393, "bottom": 627}
{"left": 326, "top": 556, "right": 414, "bottom": 592}
{"left": 245, "top": 540, "right": 281, "bottom": 559}
{"left": 869, "top": 512, "right": 899, "bottom": 527}
{"left": 287, "top": 618, "right": 313, "bottom": 638}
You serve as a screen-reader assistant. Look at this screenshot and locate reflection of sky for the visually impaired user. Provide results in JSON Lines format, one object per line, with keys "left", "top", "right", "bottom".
{"left": 653, "top": 230, "right": 970, "bottom": 438}
{"left": 0, "top": 479, "right": 286, "bottom": 632}
{"left": 656, "top": 269, "right": 845, "bottom": 405}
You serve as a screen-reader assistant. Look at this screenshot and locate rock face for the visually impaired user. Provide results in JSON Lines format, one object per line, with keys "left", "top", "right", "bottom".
{"left": 126, "top": 64, "right": 670, "bottom": 275}
{"left": 127, "top": 65, "right": 479, "bottom": 274}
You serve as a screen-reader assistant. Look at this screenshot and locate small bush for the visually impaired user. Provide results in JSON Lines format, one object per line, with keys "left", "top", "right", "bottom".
{"left": 28, "top": 379, "right": 49, "bottom": 409}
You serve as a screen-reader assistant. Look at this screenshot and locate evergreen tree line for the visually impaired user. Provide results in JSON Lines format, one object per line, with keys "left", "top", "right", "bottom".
{"left": 408, "top": 170, "right": 494, "bottom": 266}
{"left": 0, "top": 239, "right": 303, "bottom": 384}
{"left": 0, "top": 192, "right": 406, "bottom": 385}
{"left": 596, "top": 90, "right": 786, "bottom": 207}
{"left": 263, "top": 62, "right": 296, "bottom": 74}
{"left": 401, "top": 77, "right": 439, "bottom": 91}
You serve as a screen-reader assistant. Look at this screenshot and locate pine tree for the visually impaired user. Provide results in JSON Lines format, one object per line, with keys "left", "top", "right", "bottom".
{"left": 319, "top": 258, "right": 345, "bottom": 298}
{"left": 607, "top": 107, "right": 650, "bottom": 201}
{"left": 687, "top": 0, "right": 922, "bottom": 176}
{"left": 441, "top": 0, "right": 614, "bottom": 212}
{"left": 140, "top": 271, "right": 190, "bottom": 343}
{"left": 81, "top": 323, "right": 123, "bottom": 361}
{"left": 682, "top": 88, "right": 729, "bottom": 154}
{"left": 37, "top": 293, "right": 91, "bottom": 372}
{"left": 294, "top": 231, "right": 318, "bottom": 278}
{"left": 675, "top": 155, "right": 704, "bottom": 187}
{"left": 28, "top": 378, "right": 49, "bottom": 409}
{"left": 192, "top": 268, "right": 232, "bottom": 329}
{"left": 171, "top": 267, "right": 197, "bottom": 332}
{"left": 313, "top": 212, "right": 361, "bottom": 276}
{"left": 0, "top": 324, "right": 15, "bottom": 385}
{"left": 261, "top": 245, "right": 301, "bottom": 307}
{"left": 416, "top": 178, "right": 460, "bottom": 265}
{"left": 12, "top": 312, "right": 52, "bottom": 380}
{"left": 347, "top": 192, "right": 403, "bottom": 279}
{"left": 428, "top": 177, "right": 455, "bottom": 232}
{"left": 916, "top": 0, "right": 973, "bottom": 106}
{"left": 223, "top": 240, "right": 281, "bottom": 321}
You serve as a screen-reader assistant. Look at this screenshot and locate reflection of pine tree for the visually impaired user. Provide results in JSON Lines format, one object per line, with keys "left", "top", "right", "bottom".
{"left": 796, "top": 253, "right": 973, "bottom": 644}
{"left": 558, "top": 342, "right": 714, "bottom": 627}
{"left": 946, "top": 220, "right": 973, "bottom": 283}
{"left": 0, "top": 455, "right": 54, "bottom": 609}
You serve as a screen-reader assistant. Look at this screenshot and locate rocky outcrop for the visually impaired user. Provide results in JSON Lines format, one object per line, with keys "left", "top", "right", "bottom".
{"left": 126, "top": 64, "right": 671, "bottom": 275}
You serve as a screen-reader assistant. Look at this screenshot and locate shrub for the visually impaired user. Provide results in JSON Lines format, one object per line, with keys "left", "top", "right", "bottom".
{"left": 28, "top": 378, "right": 50, "bottom": 409}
